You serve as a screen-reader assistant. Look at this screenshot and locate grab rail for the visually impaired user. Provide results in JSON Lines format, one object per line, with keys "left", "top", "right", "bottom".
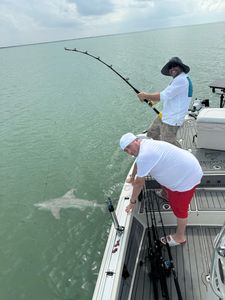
{"left": 210, "top": 222, "right": 225, "bottom": 298}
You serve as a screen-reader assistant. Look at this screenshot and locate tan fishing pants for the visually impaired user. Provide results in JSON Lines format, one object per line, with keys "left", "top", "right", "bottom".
{"left": 147, "top": 116, "right": 181, "bottom": 148}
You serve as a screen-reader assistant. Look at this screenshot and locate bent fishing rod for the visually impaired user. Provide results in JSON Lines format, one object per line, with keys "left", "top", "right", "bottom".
{"left": 64, "top": 47, "right": 160, "bottom": 116}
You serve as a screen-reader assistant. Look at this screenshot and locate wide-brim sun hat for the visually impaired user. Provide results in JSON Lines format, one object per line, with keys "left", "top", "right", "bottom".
{"left": 161, "top": 57, "right": 190, "bottom": 76}
{"left": 120, "top": 133, "right": 137, "bottom": 150}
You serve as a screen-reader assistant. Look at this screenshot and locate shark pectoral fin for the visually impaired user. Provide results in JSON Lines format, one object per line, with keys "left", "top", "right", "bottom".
{"left": 51, "top": 207, "right": 61, "bottom": 219}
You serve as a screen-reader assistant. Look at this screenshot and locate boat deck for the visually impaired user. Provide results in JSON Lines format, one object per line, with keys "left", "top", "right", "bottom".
{"left": 118, "top": 118, "right": 225, "bottom": 300}
{"left": 119, "top": 190, "right": 221, "bottom": 300}
{"left": 178, "top": 118, "right": 225, "bottom": 173}
{"left": 122, "top": 223, "right": 220, "bottom": 300}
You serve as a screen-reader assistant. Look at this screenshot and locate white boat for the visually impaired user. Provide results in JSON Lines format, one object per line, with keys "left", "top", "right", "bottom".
{"left": 93, "top": 80, "right": 225, "bottom": 300}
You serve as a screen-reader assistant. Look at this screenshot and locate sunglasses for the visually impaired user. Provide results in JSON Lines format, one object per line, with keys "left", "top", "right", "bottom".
{"left": 168, "top": 63, "right": 181, "bottom": 70}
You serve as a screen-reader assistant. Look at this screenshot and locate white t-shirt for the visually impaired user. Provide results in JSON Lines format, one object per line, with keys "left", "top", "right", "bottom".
{"left": 160, "top": 73, "right": 192, "bottom": 126}
{"left": 136, "top": 139, "right": 203, "bottom": 192}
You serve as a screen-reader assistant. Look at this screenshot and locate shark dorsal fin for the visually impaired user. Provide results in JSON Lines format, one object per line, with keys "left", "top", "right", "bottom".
{"left": 64, "top": 189, "right": 76, "bottom": 199}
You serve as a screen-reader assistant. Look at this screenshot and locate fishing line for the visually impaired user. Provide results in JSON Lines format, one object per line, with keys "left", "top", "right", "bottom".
{"left": 41, "top": 101, "right": 71, "bottom": 203}
{"left": 41, "top": 122, "right": 54, "bottom": 202}
{"left": 64, "top": 47, "right": 161, "bottom": 116}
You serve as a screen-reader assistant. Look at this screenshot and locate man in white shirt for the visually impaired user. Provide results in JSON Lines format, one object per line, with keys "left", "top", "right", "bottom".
{"left": 137, "top": 57, "right": 193, "bottom": 148}
{"left": 120, "top": 132, "right": 203, "bottom": 247}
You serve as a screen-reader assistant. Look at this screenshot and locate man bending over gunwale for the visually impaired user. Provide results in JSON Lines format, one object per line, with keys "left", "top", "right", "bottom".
{"left": 119, "top": 133, "right": 203, "bottom": 247}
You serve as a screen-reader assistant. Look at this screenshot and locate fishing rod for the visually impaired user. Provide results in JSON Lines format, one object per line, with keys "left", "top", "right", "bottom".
{"left": 147, "top": 189, "right": 170, "bottom": 299}
{"left": 154, "top": 191, "right": 183, "bottom": 300}
{"left": 64, "top": 47, "right": 161, "bottom": 116}
{"left": 144, "top": 190, "right": 159, "bottom": 299}
{"left": 144, "top": 187, "right": 170, "bottom": 299}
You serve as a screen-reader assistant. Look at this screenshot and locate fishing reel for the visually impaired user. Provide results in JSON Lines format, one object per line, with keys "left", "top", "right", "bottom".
{"left": 164, "top": 259, "right": 172, "bottom": 276}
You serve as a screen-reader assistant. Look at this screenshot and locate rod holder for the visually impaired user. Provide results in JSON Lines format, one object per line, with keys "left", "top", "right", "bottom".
{"left": 107, "top": 198, "right": 124, "bottom": 235}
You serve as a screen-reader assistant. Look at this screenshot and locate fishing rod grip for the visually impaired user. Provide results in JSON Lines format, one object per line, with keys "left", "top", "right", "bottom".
{"left": 133, "top": 87, "right": 150, "bottom": 105}
{"left": 144, "top": 100, "right": 161, "bottom": 116}
{"left": 135, "top": 89, "right": 161, "bottom": 116}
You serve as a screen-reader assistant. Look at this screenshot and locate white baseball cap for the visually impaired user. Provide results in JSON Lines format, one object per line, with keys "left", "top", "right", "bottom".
{"left": 119, "top": 133, "right": 137, "bottom": 150}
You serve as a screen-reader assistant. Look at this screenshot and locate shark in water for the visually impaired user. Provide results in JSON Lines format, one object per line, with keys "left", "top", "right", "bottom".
{"left": 34, "top": 189, "right": 105, "bottom": 219}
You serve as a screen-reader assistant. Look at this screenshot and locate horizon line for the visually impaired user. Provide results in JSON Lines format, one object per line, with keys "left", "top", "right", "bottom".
{"left": 1, "top": 20, "right": 224, "bottom": 50}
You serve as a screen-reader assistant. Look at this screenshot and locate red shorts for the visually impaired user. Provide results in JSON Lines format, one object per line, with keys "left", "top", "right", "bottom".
{"left": 164, "top": 186, "right": 196, "bottom": 218}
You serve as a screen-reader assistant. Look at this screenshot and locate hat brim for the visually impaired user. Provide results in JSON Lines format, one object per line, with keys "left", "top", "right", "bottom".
{"left": 120, "top": 133, "right": 137, "bottom": 150}
{"left": 161, "top": 62, "right": 190, "bottom": 76}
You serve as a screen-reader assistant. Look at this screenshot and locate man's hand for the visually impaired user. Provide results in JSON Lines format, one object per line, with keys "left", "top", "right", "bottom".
{"left": 125, "top": 202, "right": 136, "bottom": 213}
{"left": 137, "top": 92, "right": 149, "bottom": 102}
{"left": 125, "top": 177, "right": 144, "bottom": 214}
{"left": 137, "top": 92, "right": 160, "bottom": 103}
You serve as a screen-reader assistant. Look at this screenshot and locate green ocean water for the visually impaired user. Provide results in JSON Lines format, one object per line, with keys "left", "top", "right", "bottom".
{"left": 1, "top": 22, "right": 225, "bottom": 300}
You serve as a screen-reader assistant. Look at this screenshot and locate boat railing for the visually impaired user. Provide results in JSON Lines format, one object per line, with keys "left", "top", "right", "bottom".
{"left": 209, "top": 79, "right": 225, "bottom": 108}
{"left": 210, "top": 222, "right": 225, "bottom": 299}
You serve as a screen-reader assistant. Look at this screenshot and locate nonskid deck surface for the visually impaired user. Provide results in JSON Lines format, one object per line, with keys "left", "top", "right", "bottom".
{"left": 118, "top": 187, "right": 222, "bottom": 300}
{"left": 129, "top": 225, "right": 220, "bottom": 300}
{"left": 140, "top": 188, "right": 225, "bottom": 213}
{"left": 177, "top": 118, "right": 225, "bottom": 172}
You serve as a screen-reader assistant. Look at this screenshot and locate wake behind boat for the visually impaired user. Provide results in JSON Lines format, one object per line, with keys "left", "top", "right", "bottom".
{"left": 92, "top": 80, "right": 225, "bottom": 300}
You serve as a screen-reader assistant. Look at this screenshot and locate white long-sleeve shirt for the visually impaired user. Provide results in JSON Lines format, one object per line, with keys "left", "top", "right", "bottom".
{"left": 160, "top": 72, "right": 192, "bottom": 126}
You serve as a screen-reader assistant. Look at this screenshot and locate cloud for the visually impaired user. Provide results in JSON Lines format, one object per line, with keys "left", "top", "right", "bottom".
{"left": 0, "top": 0, "right": 225, "bottom": 46}
{"left": 72, "top": 0, "right": 115, "bottom": 16}
{"left": 197, "top": 0, "right": 225, "bottom": 12}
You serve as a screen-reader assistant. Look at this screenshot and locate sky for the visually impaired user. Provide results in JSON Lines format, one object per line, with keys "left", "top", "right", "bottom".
{"left": 1, "top": 0, "right": 225, "bottom": 47}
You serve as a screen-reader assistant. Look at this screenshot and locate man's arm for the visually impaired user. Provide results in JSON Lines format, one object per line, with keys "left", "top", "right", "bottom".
{"left": 126, "top": 163, "right": 137, "bottom": 183}
{"left": 125, "top": 176, "right": 145, "bottom": 213}
{"left": 137, "top": 92, "right": 160, "bottom": 103}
